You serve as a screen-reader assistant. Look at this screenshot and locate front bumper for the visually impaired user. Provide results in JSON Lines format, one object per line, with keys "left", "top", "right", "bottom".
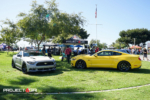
{"left": 71, "top": 60, "right": 76, "bottom": 67}
{"left": 26, "top": 62, "right": 56, "bottom": 72}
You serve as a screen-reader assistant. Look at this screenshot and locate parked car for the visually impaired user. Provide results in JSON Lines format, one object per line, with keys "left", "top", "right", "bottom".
{"left": 71, "top": 50, "right": 141, "bottom": 72}
{"left": 12, "top": 51, "right": 56, "bottom": 74}
{"left": 13, "top": 48, "right": 19, "bottom": 51}
{"left": 24, "top": 47, "right": 31, "bottom": 50}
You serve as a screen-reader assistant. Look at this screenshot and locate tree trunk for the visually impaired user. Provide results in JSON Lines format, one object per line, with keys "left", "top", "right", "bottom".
{"left": 38, "top": 44, "right": 40, "bottom": 51}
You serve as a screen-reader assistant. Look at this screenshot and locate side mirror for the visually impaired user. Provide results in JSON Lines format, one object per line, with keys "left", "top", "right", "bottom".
{"left": 17, "top": 55, "right": 22, "bottom": 57}
{"left": 94, "top": 54, "right": 97, "bottom": 57}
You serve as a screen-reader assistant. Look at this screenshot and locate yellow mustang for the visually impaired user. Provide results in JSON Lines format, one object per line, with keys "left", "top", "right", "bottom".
{"left": 71, "top": 50, "right": 141, "bottom": 71}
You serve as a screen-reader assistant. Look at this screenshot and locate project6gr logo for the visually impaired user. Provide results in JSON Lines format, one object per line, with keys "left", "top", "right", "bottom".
{"left": 3, "top": 88, "right": 37, "bottom": 93}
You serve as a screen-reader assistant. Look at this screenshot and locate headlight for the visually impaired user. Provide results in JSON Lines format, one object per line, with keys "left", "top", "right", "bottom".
{"left": 27, "top": 61, "right": 36, "bottom": 65}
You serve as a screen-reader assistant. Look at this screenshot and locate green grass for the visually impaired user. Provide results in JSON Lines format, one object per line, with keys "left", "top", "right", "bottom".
{"left": 0, "top": 51, "right": 150, "bottom": 100}
{"left": 1, "top": 85, "right": 150, "bottom": 100}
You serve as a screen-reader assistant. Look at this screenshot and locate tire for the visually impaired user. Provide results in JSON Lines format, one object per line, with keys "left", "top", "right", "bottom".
{"left": 12, "top": 60, "right": 16, "bottom": 68}
{"left": 75, "top": 60, "right": 86, "bottom": 69}
{"left": 22, "top": 63, "right": 28, "bottom": 74}
{"left": 117, "top": 61, "right": 131, "bottom": 72}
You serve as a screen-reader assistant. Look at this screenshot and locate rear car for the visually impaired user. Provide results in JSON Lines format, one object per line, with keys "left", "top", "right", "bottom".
{"left": 71, "top": 50, "right": 141, "bottom": 72}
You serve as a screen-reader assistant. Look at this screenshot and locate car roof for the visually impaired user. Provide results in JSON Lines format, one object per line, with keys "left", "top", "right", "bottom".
{"left": 100, "top": 50, "right": 129, "bottom": 54}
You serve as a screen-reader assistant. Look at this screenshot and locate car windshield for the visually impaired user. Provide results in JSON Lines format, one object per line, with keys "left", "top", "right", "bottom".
{"left": 23, "top": 52, "right": 44, "bottom": 57}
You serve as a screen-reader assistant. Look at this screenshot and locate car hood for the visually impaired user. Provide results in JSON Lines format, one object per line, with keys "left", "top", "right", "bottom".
{"left": 23, "top": 56, "right": 55, "bottom": 62}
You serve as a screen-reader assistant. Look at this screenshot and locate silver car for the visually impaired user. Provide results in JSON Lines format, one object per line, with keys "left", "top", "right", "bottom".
{"left": 12, "top": 51, "right": 56, "bottom": 74}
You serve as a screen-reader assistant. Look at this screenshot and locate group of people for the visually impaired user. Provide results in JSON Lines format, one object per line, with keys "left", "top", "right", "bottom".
{"left": 61, "top": 46, "right": 72, "bottom": 63}
{"left": 42, "top": 46, "right": 62, "bottom": 57}
{"left": 42, "top": 46, "right": 53, "bottom": 58}
{"left": 42, "top": 45, "right": 149, "bottom": 63}
{"left": 128, "top": 48, "right": 149, "bottom": 61}
{"left": 75, "top": 46, "right": 101, "bottom": 55}
{"left": 142, "top": 48, "right": 149, "bottom": 61}
{"left": 42, "top": 46, "right": 72, "bottom": 63}
{"left": 128, "top": 48, "right": 142, "bottom": 54}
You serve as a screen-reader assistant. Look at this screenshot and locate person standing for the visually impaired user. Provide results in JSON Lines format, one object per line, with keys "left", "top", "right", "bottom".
{"left": 65, "top": 46, "right": 72, "bottom": 63}
{"left": 143, "top": 48, "right": 149, "bottom": 61}
{"left": 47, "top": 46, "right": 52, "bottom": 58}
{"left": 132, "top": 49, "right": 135, "bottom": 54}
{"left": 87, "top": 47, "right": 90, "bottom": 54}
{"left": 42, "top": 46, "right": 46, "bottom": 55}
{"left": 95, "top": 47, "right": 99, "bottom": 53}
{"left": 61, "top": 51, "right": 66, "bottom": 61}
{"left": 138, "top": 49, "right": 140, "bottom": 55}
{"left": 58, "top": 47, "right": 61, "bottom": 55}
{"left": 76, "top": 47, "right": 80, "bottom": 55}
{"left": 128, "top": 48, "right": 131, "bottom": 54}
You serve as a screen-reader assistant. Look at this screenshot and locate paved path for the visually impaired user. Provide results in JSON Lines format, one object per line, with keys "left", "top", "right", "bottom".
{"left": 139, "top": 55, "right": 150, "bottom": 62}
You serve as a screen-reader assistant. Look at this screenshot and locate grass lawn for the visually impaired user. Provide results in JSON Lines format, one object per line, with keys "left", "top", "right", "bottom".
{"left": 1, "top": 85, "right": 150, "bottom": 100}
{"left": 0, "top": 51, "right": 150, "bottom": 100}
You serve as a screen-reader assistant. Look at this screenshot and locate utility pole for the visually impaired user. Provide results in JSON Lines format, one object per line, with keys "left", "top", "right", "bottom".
{"left": 134, "top": 38, "right": 135, "bottom": 49}
{"left": 88, "top": 5, "right": 102, "bottom": 46}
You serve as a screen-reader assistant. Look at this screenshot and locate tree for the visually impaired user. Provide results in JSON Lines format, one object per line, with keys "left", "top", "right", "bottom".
{"left": 110, "top": 39, "right": 128, "bottom": 49}
{"left": 52, "top": 27, "right": 89, "bottom": 43}
{"left": 89, "top": 39, "right": 100, "bottom": 48}
{"left": 52, "top": 34, "right": 81, "bottom": 43}
{"left": 101, "top": 43, "right": 108, "bottom": 48}
{"left": 0, "top": 19, "right": 21, "bottom": 54}
{"left": 17, "top": 0, "right": 85, "bottom": 50}
{"left": 89, "top": 39, "right": 107, "bottom": 49}
{"left": 77, "top": 28, "right": 90, "bottom": 39}
{"left": 0, "top": 38, "right": 3, "bottom": 44}
{"left": 119, "top": 28, "right": 150, "bottom": 46}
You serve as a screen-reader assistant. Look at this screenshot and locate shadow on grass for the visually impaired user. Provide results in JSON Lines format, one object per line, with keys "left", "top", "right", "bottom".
{"left": 129, "top": 69, "right": 150, "bottom": 74}
{"left": 0, "top": 51, "right": 5, "bottom": 53}
{"left": 28, "top": 71, "right": 63, "bottom": 77}
{"left": 0, "top": 93, "right": 95, "bottom": 100}
{"left": 0, "top": 78, "right": 96, "bottom": 100}
{"left": 55, "top": 60, "right": 150, "bottom": 74}
{"left": 0, "top": 84, "right": 43, "bottom": 100}
{"left": 13, "top": 59, "right": 150, "bottom": 77}
{"left": 8, "top": 77, "right": 38, "bottom": 85}
{"left": 70, "top": 67, "right": 150, "bottom": 74}
{"left": 6, "top": 53, "right": 16, "bottom": 57}
{"left": 0, "top": 77, "right": 40, "bottom": 100}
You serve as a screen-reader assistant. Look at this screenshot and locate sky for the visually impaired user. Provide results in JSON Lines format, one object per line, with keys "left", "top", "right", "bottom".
{"left": 0, "top": 0, "right": 150, "bottom": 47}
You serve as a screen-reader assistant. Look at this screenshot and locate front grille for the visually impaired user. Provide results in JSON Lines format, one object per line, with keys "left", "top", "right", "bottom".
{"left": 38, "top": 68, "right": 51, "bottom": 70}
{"left": 36, "top": 62, "right": 54, "bottom": 66}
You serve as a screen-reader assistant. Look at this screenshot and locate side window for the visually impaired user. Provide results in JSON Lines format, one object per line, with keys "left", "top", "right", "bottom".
{"left": 112, "top": 52, "right": 122, "bottom": 56}
{"left": 97, "top": 51, "right": 112, "bottom": 56}
{"left": 97, "top": 52, "right": 104, "bottom": 56}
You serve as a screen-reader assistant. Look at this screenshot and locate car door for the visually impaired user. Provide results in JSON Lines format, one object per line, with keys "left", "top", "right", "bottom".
{"left": 15, "top": 52, "right": 20, "bottom": 66}
{"left": 18, "top": 51, "right": 23, "bottom": 67}
{"left": 110, "top": 51, "right": 122, "bottom": 68}
{"left": 15, "top": 51, "right": 22, "bottom": 67}
{"left": 92, "top": 51, "right": 113, "bottom": 68}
